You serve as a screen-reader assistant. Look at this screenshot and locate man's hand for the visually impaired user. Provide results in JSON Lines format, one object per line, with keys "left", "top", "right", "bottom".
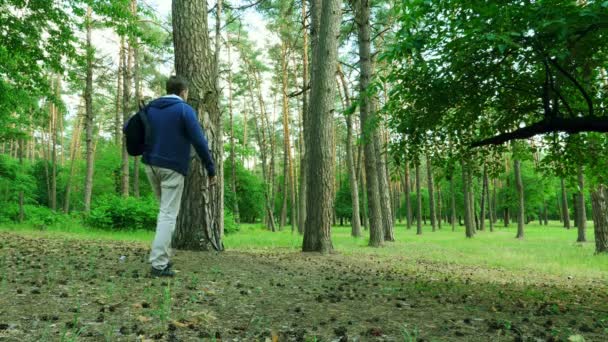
{"left": 208, "top": 176, "right": 217, "bottom": 186}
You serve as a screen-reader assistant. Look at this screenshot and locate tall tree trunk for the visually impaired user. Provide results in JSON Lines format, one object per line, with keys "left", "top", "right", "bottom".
{"left": 83, "top": 6, "right": 95, "bottom": 213}
{"left": 279, "top": 41, "right": 293, "bottom": 230}
{"left": 121, "top": 34, "right": 131, "bottom": 198}
{"left": 514, "top": 159, "right": 525, "bottom": 239}
{"left": 450, "top": 176, "right": 456, "bottom": 231}
{"left": 404, "top": 163, "right": 412, "bottom": 229}
{"left": 415, "top": 163, "right": 423, "bottom": 235}
{"left": 480, "top": 165, "right": 488, "bottom": 231}
{"left": 302, "top": 0, "right": 341, "bottom": 253}
{"left": 426, "top": 154, "right": 437, "bottom": 231}
{"left": 487, "top": 174, "right": 494, "bottom": 232}
{"left": 576, "top": 166, "right": 587, "bottom": 242}
{"left": 115, "top": 41, "right": 123, "bottom": 145}
{"left": 591, "top": 185, "right": 608, "bottom": 254}
{"left": 50, "top": 75, "right": 59, "bottom": 211}
{"left": 462, "top": 161, "right": 473, "bottom": 238}
{"left": 543, "top": 199, "right": 549, "bottom": 225}
{"left": 227, "top": 43, "right": 239, "bottom": 223}
{"left": 355, "top": 0, "right": 383, "bottom": 246}
{"left": 492, "top": 178, "right": 498, "bottom": 224}
{"left": 375, "top": 136, "right": 394, "bottom": 241}
{"left": 337, "top": 66, "right": 361, "bottom": 237}
{"left": 132, "top": 0, "right": 141, "bottom": 198}
{"left": 437, "top": 187, "right": 442, "bottom": 229}
{"left": 298, "top": 0, "right": 309, "bottom": 235}
{"left": 561, "top": 178, "right": 571, "bottom": 229}
{"left": 18, "top": 137, "right": 24, "bottom": 222}
{"left": 172, "top": 0, "right": 223, "bottom": 251}
{"left": 63, "top": 113, "right": 83, "bottom": 213}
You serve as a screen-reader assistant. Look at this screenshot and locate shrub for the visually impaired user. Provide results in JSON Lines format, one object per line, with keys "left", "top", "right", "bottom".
{"left": 224, "top": 209, "right": 240, "bottom": 235}
{"left": 0, "top": 203, "right": 67, "bottom": 226}
{"left": 87, "top": 194, "right": 158, "bottom": 231}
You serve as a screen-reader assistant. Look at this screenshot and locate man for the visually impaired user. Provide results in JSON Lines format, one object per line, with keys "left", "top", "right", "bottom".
{"left": 141, "top": 75, "right": 216, "bottom": 277}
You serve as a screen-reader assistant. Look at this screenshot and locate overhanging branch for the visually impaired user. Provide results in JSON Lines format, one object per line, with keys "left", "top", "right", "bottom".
{"left": 471, "top": 117, "right": 608, "bottom": 147}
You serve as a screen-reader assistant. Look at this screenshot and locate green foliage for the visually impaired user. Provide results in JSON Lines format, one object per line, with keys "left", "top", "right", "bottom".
{"left": 224, "top": 209, "right": 240, "bottom": 235}
{"left": 0, "top": 203, "right": 67, "bottom": 226}
{"left": 224, "top": 160, "right": 265, "bottom": 223}
{"left": 87, "top": 194, "right": 158, "bottom": 231}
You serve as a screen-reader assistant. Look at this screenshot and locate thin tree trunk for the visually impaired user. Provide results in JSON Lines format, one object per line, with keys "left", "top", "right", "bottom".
{"left": 462, "top": 161, "right": 473, "bottom": 238}
{"left": 50, "top": 76, "right": 59, "bottom": 211}
{"left": 426, "top": 154, "right": 437, "bottom": 231}
{"left": 481, "top": 165, "right": 488, "bottom": 231}
{"left": 132, "top": 1, "right": 141, "bottom": 198}
{"left": 298, "top": 0, "right": 309, "bottom": 235}
{"left": 492, "top": 178, "right": 498, "bottom": 224}
{"left": 115, "top": 41, "right": 123, "bottom": 145}
{"left": 121, "top": 34, "right": 131, "bottom": 198}
{"left": 415, "top": 163, "right": 422, "bottom": 235}
{"left": 18, "top": 137, "right": 24, "bottom": 222}
{"left": 404, "top": 163, "right": 412, "bottom": 229}
{"left": 514, "top": 159, "right": 525, "bottom": 239}
{"left": 172, "top": 0, "right": 224, "bottom": 251}
{"left": 487, "top": 174, "right": 494, "bottom": 232}
{"left": 63, "top": 113, "right": 83, "bottom": 213}
{"left": 577, "top": 166, "right": 587, "bottom": 242}
{"left": 561, "top": 178, "right": 571, "bottom": 229}
{"left": 227, "top": 44, "right": 240, "bottom": 223}
{"left": 437, "top": 187, "right": 442, "bottom": 229}
{"left": 450, "top": 176, "right": 456, "bottom": 231}
{"left": 591, "top": 185, "right": 608, "bottom": 254}
{"left": 83, "top": 6, "right": 95, "bottom": 212}
{"left": 337, "top": 66, "right": 361, "bottom": 237}
{"left": 302, "top": 0, "right": 341, "bottom": 253}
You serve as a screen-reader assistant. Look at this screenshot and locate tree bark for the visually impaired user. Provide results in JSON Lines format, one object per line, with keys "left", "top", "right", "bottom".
{"left": 480, "top": 165, "right": 488, "bottom": 231}
{"left": 63, "top": 112, "right": 83, "bottom": 213}
{"left": 415, "top": 163, "right": 423, "bottom": 235}
{"left": 172, "top": 0, "right": 223, "bottom": 251}
{"left": 298, "top": 0, "right": 309, "bottom": 235}
{"left": 514, "top": 159, "right": 525, "bottom": 239}
{"left": 49, "top": 75, "right": 59, "bottom": 211}
{"left": 462, "top": 162, "right": 473, "bottom": 238}
{"left": 375, "top": 137, "right": 394, "bottom": 241}
{"left": 302, "top": 0, "right": 341, "bottom": 253}
{"left": 18, "top": 137, "right": 24, "bottom": 222}
{"left": 450, "top": 176, "right": 456, "bottom": 231}
{"left": 426, "top": 154, "right": 437, "bottom": 231}
{"left": 487, "top": 174, "right": 494, "bottom": 232}
{"left": 576, "top": 166, "right": 587, "bottom": 242}
{"left": 83, "top": 6, "right": 95, "bottom": 213}
{"left": 121, "top": 33, "right": 132, "bottom": 198}
{"left": 404, "top": 163, "right": 412, "bottom": 229}
{"left": 561, "top": 178, "right": 571, "bottom": 228}
{"left": 115, "top": 40, "right": 123, "bottom": 146}
{"left": 355, "top": 0, "right": 383, "bottom": 246}
{"left": 591, "top": 185, "right": 608, "bottom": 254}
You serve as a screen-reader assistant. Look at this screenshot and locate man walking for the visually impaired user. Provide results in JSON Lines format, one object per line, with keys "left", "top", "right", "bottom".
{"left": 140, "top": 75, "right": 216, "bottom": 277}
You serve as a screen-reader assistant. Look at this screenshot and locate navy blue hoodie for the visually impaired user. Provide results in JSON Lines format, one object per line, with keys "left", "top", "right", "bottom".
{"left": 141, "top": 95, "right": 215, "bottom": 177}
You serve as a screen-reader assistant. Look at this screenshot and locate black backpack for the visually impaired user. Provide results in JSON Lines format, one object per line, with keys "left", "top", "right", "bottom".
{"left": 124, "top": 103, "right": 152, "bottom": 156}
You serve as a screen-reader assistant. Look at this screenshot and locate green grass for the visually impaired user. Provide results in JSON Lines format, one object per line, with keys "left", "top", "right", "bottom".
{"left": 2, "top": 219, "right": 607, "bottom": 282}
{"left": 226, "top": 221, "right": 608, "bottom": 281}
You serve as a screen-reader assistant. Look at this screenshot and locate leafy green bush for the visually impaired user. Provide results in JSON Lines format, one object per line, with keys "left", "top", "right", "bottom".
{"left": 224, "top": 209, "right": 240, "bottom": 235}
{"left": 87, "top": 194, "right": 158, "bottom": 231}
{"left": 0, "top": 203, "right": 67, "bottom": 226}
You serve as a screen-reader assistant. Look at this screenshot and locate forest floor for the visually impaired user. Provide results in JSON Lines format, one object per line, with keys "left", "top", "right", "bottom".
{"left": 1, "top": 223, "right": 607, "bottom": 341}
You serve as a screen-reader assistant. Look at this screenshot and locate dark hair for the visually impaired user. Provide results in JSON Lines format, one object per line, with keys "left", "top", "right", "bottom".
{"left": 166, "top": 75, "right": 189, "bottom": 95}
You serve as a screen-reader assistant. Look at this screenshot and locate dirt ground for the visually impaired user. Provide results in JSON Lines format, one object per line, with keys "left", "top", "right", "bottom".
{"left": 1, "top": 232, "right": 607, "bottom": 341}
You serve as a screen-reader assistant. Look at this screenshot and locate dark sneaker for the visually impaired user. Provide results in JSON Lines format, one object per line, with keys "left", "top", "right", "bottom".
{"left": 150, "top": 265, "right": 175, "bottom": 277}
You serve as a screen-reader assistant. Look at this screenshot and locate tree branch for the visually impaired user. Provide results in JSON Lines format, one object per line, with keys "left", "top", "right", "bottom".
{"left": 549, "top": 58, "right": 594, "bottom": 117}
{"left": 471, "top": 117, "right": 608, "bottom": 147}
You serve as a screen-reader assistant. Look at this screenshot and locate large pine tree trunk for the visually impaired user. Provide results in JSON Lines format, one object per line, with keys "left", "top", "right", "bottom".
{"left": 171, "top": 0, "right": 223, "bottom": 251}
{"left": 83, "top": 6, "right": 95, "bottom": 213}
{"left": 561, "top": 178, "right": 571, "bottom": 229}
{"left": 375, "top": 137, "right": 394, "bottom": 241}
{"left": 302, "top": 0, "right": 341, "bottom": 253}
{"left": 415, "top": 163, "right": 423, "bottom": 235}
{"left": 355, "top": 0, "right": 383, "bottom": 247}
{"left": 576, "top": 166, "right": 587, "bottom": 242}
{"left": 591, "top": 185, "right": 608, "bottom": 254}
{"left": 514, "top": 159, "right": 525, "bottom": 239}
{"left": 405, "top": 163, "right": 412, "bottom": 229}
{"left": 426, "top": 155, "right": 437, "bottom": 231}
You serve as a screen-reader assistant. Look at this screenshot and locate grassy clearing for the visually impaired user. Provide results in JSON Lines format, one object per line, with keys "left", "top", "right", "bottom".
{"left": 2, "top": 220, "right": 606, "bottom": 282}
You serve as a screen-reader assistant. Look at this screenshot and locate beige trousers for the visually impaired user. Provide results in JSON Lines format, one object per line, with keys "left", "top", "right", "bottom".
{"left": 145, "top": 165, "right": 185, "bottom": 270}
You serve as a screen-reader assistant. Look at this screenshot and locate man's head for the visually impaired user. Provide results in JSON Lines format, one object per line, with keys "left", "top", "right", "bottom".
{"left": 166, "top": 75, "right": 189, "bottom": 101}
